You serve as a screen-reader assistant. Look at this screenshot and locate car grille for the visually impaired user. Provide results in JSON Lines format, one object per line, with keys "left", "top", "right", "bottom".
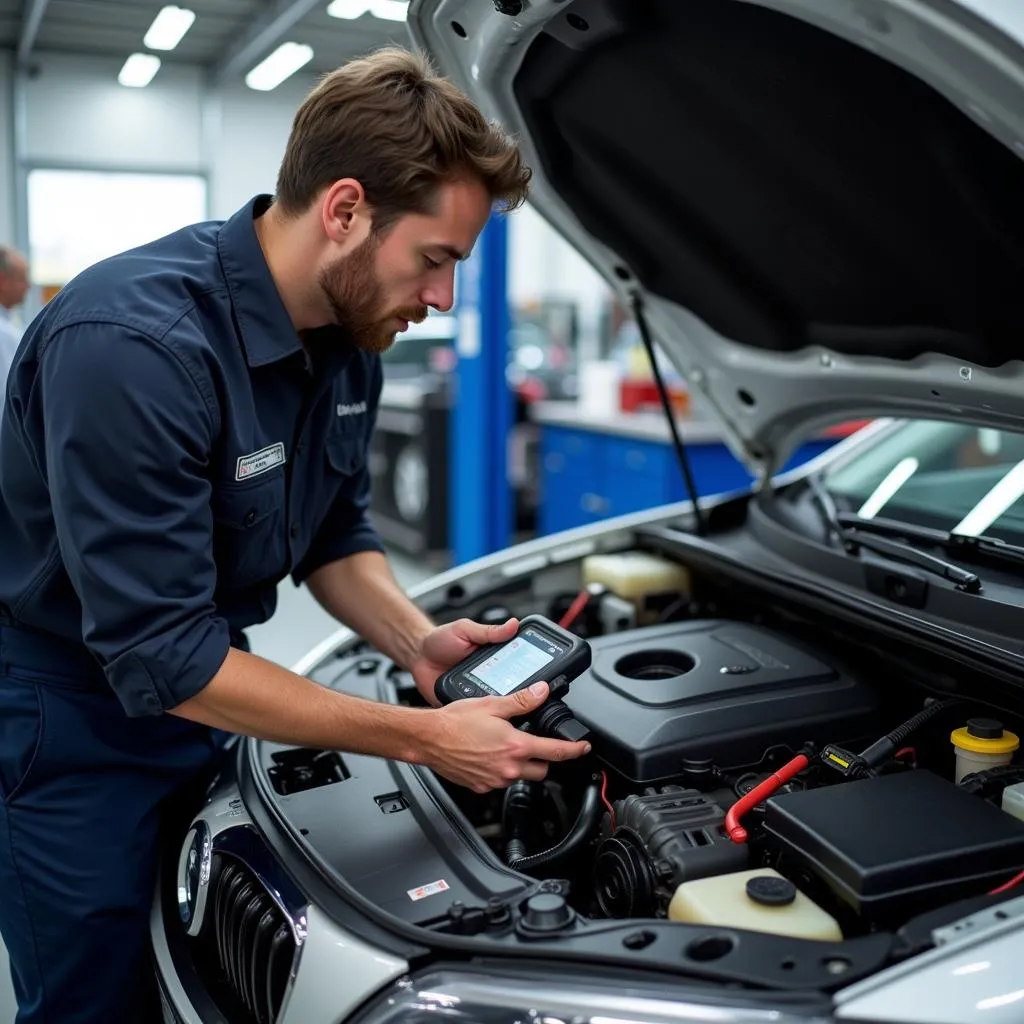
{"left": 201, "top": 853, "right": 297, "bottom": 1024}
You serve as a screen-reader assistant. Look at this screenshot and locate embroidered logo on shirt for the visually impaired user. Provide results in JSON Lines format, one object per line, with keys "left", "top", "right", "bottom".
{"left": 337, "top": 400, "right": 368, "bottom": 417}
{"left": 235, "top": 442, "right": 286, "bottom": 481}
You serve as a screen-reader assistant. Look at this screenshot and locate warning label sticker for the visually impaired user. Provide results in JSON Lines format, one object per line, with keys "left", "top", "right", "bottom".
{"left": 407, "top": 879, "right": 450, "bottom": 902}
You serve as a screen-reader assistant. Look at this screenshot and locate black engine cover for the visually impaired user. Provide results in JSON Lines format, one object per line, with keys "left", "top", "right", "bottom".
{"left": 562, "top": 620, "right": 878, "bottom": 783}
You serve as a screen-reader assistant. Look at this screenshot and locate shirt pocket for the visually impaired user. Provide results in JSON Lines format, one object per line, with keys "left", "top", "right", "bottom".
{"left": 211, "top": 470, "right": 288, "bottom": 589}
{"left": 325, "top": 429, "right": 365, "bottom": 479}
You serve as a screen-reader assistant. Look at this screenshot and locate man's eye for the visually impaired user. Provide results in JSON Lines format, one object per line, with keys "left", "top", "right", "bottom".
{"left": 424, "top": 255, "right": 442, "bottom": 270}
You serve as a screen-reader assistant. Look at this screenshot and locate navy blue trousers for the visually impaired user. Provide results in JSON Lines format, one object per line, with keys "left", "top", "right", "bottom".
{"left": 0, "top": 624, "right": 227, "bottom": 1023}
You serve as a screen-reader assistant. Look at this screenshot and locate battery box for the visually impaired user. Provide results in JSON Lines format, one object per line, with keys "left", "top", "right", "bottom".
{"left": 764, "top": 769, "right": 1024, "bottom": 924}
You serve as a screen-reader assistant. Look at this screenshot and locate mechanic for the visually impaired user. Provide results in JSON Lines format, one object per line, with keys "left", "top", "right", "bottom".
{"left": 0, "top": 47, "right": 591, "bottom": 1024}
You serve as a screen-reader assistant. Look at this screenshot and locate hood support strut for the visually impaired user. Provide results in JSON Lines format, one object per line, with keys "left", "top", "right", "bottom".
{"left": 632, "top": 294, "right": 706, "bottom": 536}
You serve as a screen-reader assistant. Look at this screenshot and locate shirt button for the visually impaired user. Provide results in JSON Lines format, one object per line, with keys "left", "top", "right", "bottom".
{"left": 244, "top": 509, "right": 257, "bottom": 526}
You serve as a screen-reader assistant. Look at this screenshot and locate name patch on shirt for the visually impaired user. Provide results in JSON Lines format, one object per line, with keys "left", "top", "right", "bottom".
{"left": 235, "top": 442, "right": 286, "bottom": 481}
{"left": 337, "top": 400, "right": 367, "bottom": 418}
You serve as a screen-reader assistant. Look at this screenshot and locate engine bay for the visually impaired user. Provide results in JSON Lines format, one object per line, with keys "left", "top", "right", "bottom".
{"left": 499, "top": 606, "right": 1024, "bottom": 941}
{"left": 400, "top": 550, "right": 1024, "bottom": 941}
{"left": 249, "top": 538, "right": 1024, "bottom": 989}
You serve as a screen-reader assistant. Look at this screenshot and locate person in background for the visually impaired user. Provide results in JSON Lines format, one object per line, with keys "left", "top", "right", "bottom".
{"left": 0, "top": 245, "right": 30, "bottom": 420}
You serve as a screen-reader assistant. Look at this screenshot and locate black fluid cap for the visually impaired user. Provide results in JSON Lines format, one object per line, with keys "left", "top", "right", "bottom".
{"left": 746, "top": 875, "right": 797, "bottom": 907}
{"left": 523, "top": 893, "right": 574, "bottom": 932}
{"left": 967, "top": 717, "right": 1005, "bottom": 740}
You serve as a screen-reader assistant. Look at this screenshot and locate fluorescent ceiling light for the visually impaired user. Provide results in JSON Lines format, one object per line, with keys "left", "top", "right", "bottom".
{"left": 327, "top": 0, "right": 409, "bottom": 21}
{"left": 953, "top": 458, "right": 1024, "bottom": 537}
{"left": 143, "top": 5, "right": 196, "bottom": 51}
{"left": 856, "top": 457, "right": 919, "bottom": 519}
{"left": 245, "top": 42, "right": 314, "bottom": 91}
{"left": 118, "top": 53, "right": 162, "bottom": 88}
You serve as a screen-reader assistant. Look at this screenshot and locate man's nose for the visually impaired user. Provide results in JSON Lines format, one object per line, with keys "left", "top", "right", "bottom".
{"left": 421, "top": 270, "right": 456, "bottom": 313}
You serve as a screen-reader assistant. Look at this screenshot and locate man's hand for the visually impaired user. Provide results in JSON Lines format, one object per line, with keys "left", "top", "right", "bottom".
{"left": 410, "top": 616, "right": 519, "bottom": 705}
{"left": 419, "top": 681, "right": 591, "bottom": 792}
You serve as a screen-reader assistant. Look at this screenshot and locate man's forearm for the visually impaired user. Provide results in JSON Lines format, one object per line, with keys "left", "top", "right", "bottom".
{"left": 170, "top": 647, "right": 433, "bottom": 761}
{"left": 305, "top": 550, "right": 434, "bottom": 669}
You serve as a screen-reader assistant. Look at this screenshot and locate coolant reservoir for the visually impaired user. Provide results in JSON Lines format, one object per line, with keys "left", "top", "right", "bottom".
{"left": 951, "top": 718, "right": 1019, "bottom": 783}
{"left": 668, "top": 868, "right": 843, "bottom": 941}
{"left": 582, "top": 552, "right": 690, "bottom": 611}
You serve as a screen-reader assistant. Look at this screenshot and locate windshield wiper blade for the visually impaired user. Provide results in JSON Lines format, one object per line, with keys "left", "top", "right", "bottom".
{"left": 806, "top": 475, "right": 982, "bottom": 594}
{"left": 835, "top": 511, "right": 1024, "bottom": 570}
{"left": 948, "top": 532, "right": 1024, "bottom": 567}
{"left": 841, "top": 526, "right": 982, "bottom": 593}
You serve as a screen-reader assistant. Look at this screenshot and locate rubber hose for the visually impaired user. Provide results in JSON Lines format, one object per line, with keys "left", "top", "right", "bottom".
{"left": 502, "top": 780, "right": 536, "bottom": 865}
{"left": 505, "top": 838, "right": 529, "bottom": 863}
{"left": 507, "top": 783, "right": 602, "bottom": 873}
{"left": 860, "top": 699, "right": 962, "bottom": 769}
{"left": 887, "top": 699, "right": 962, "bottom": 745}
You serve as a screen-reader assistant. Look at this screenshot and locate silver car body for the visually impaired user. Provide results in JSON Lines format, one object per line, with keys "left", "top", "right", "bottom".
{"left": 155, "top": 0, "right": 1024, "bottom": 1018}
{"left": 153, "top": 427, "right": 1024, "bottom": 1024}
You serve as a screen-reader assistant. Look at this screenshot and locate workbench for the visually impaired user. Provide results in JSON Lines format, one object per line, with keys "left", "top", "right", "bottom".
{"left": 530, "top": 401, "right": 846, "bottom": 536}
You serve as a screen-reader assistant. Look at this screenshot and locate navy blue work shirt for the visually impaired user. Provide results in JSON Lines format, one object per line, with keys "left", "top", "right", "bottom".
{"left": 0, "top": 195, "right": 385, "bottom": 717}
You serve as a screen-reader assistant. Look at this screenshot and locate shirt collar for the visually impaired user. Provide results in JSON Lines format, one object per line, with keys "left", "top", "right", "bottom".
{"left": 216, "top": 194, "right": 306, "bottom": 368}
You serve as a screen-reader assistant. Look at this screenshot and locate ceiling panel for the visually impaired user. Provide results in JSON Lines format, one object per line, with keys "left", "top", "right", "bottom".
{"left": 295, "top": 10, "right": 411, "bottom": 74}
{"left": 2, "top": 0, "right": 410, "bottom": 79}
{"left": 33, "top": 0, "right": 266, "bottom": 65}
{"left": 170, "top": 0, "right": 270, "bottom": 65}
{"left": 36, "top": 0, "right": 174, "bottom": 59}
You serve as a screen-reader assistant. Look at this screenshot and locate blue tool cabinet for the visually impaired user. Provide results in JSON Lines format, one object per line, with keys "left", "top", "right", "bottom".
{"left": 533, "top": 404, "right": 839, "bottom": 536}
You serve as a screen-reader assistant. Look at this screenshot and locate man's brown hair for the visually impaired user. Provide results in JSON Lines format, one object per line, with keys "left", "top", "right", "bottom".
{"left": 276, "top": 46, "right": 531, "bottom": 231}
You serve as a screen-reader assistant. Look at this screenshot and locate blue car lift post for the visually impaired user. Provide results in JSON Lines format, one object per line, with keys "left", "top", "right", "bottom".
{"left": 448, "top": 214, "right": 513, "bottom": 566}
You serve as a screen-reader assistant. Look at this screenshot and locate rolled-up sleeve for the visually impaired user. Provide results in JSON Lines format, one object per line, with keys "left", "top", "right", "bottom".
{"left": 39, "top": 322, "right": 231, "bottom": 717}
{"left": 292, "top": 362, "right": 385, "bottom": 585}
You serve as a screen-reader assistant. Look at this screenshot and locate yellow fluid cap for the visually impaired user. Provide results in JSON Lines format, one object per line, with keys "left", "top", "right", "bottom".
{"left": 951, "top": 718, "right": 1020, "bottom": 755}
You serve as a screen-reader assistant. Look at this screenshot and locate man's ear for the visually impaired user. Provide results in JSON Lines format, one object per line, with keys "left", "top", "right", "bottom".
{"left": 321, "top": 179, "right": 370, "bottom": 246}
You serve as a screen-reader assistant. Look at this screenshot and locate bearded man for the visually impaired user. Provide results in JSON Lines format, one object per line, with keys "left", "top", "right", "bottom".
{"left": 0, "top": 46, "right": 591, "bottom": 1024}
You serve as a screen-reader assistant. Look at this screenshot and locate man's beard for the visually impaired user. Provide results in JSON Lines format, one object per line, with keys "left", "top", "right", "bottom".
{"left": 318, "top": 235, "right": 427, "bottom": 355}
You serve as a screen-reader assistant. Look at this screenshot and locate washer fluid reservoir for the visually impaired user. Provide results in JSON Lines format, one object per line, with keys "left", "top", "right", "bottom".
{"left": 668, "top": 868, "right": 843, "bottom": 941}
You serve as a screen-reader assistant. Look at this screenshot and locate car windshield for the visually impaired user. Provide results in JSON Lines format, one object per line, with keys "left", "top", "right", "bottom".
{"left": 822, "top": 421, "right": 1024, "bottom": 546}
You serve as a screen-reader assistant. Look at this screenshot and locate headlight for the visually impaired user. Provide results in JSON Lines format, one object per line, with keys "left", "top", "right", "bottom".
{"left": 349, "top": 969, "right": 831, "bottom": 1023}
{"left": 176, "top": 820, "right": 212, "bottom": 937}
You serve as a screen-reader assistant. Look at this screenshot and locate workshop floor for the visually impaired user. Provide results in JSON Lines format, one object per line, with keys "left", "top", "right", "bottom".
{"left": 0, "top": 549, "right": 434, "bottom": 1022}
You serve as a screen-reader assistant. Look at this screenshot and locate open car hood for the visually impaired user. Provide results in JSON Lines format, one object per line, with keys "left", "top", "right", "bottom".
{"left": 408, "top": 0, "right": 1024, "bottom": 477}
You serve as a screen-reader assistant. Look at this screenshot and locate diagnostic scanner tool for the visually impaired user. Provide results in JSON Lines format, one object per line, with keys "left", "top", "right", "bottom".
{"left": 435, "top": 615, "right": 592, "bottom": 708}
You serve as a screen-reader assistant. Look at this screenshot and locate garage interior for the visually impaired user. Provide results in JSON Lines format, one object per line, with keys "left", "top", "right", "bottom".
{"left": 0, "top": 2, "right": 872, "bottom": 1016}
